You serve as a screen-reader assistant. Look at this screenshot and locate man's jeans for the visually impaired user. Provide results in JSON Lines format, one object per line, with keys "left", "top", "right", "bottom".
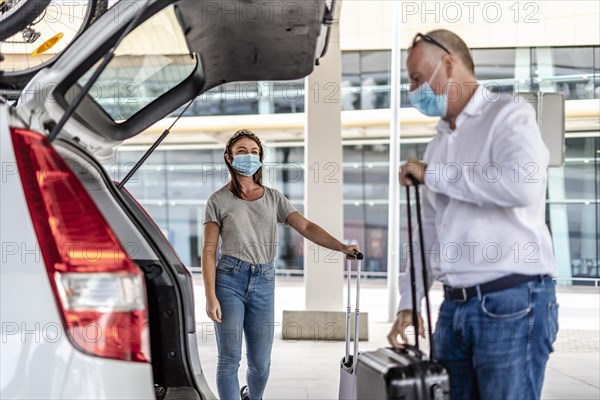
{"left": 214, "top": 255, "right": 275, "bottom": 400}
{"left": 434, "top": 275, "right": 559, "bottom": 400}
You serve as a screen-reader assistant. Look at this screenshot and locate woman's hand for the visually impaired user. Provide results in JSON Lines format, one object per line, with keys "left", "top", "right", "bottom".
{"left": 206, "top": 296, "right": 222, "bottom": 323}
{"left": 343, "top": 244, "right": 361, "bottom": 259}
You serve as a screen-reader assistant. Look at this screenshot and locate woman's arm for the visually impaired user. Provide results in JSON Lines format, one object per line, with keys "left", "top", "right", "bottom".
{"left": 202, "top": 222, "right": 222, "bottom": 322}
{"left": 286, "top": 211, "right": 360, "bottom": 257}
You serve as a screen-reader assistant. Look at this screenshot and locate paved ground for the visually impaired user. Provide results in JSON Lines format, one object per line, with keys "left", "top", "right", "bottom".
{"left": 193, "top": 276, "right": 600, "bottom": 400}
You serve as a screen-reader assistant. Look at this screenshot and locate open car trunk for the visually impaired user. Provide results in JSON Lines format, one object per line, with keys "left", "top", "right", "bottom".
{"left": 11, "top": 1, "right": 334, "bottom": 397}
{"left": 55, "top": 137, "right": 214, "bottom": 400}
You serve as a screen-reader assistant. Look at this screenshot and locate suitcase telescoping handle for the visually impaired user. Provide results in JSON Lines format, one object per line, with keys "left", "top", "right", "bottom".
{"left": 344, "top": 252, "right": 364, "bottom": 367}
{"left": 406, "top": 178, "right": 435, "bottom": 361}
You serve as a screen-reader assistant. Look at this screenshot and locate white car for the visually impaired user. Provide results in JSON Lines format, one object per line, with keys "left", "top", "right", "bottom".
{"left": 0, "top": 0, "right": 332, "bottom": 398}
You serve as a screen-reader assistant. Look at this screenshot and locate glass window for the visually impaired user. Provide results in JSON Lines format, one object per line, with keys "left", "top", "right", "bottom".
{"left": 276, "top": 205, "right": 305, "bottom": 271}
{"left": 555, "top": 137, "right": 600, "bottom": 283}
{"left": 472, "top": 48, "right": 517, "bottom": 80}
{"left": 165, "top": 149, "right": 225, "bottom": 201}
{"left": 533, "top": 47, "right": 597, "bottom": 100}
{"left": 360, "top": 51, "right": 391, "bottom": 109}
{"left": 75, "top": 6, "right": 197, "bottom": 121}
{"left": 168, "top": 205, "right": 202, "bottom": 269}
{"left": 567, "top": 204, "right": 599, "bottom": 280}
{"left": 264, "top": 147, "right": 304, "bottom": 201}
{"left": 342, "top": 51, "right": 361, "bottom": 110}
{"left": 400, "top": 50, "right": 411, "bottom": 108}
{"left": 472, "top": 48, "right": 517, "bottom": 94}
{"left": 109, "top": 133, "right": 599, "bottom": 282}
{"left": 221, "top": 82, "right": 259, "bottom": 115}
{"left": 273, "top": 79, "right": 305, "bottom": 114}
{"left": 114, "top": 150, "right": 167, "bottom": 200}
{"left": 563, "top": 137, "right": 599, "bottom": 201}
{"left": 344, "top": 204, "right": 389, "bottom": 276}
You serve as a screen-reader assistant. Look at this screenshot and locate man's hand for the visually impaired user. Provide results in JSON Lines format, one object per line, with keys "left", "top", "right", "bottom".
{"left": 400, "top": 157, "right": 427, "bottom": 186}
{"left": 387, "top": 309, "right": 425, "bottom": 347}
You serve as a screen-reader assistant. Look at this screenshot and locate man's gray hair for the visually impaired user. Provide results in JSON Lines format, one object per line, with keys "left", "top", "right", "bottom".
{"left": 427, "top": 30, "right": 475, "bottom": 74}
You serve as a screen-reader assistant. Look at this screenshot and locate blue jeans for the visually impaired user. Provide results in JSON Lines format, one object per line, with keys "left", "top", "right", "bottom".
{"left": 214, "top": 255, "right": 275, "bottom": 400}
{"left": 434, "top": 275, "right": 559, "bottom": 400}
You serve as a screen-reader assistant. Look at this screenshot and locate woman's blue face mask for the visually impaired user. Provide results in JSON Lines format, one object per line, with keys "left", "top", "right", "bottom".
{"left": 231, "top": 154, "right": 262, "bottom": 176}
{"left": 408, "top": 60, "right": 449, "bottom": 117}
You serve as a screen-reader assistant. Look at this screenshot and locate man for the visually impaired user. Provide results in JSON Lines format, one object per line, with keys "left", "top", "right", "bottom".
{"left": 388, "top": 30, "right": 559, "bottom": 400}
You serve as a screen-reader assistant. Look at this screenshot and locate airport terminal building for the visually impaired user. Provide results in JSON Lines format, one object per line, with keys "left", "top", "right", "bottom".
{"left": 103, "top": 1, "right": 599, "bottom": 285}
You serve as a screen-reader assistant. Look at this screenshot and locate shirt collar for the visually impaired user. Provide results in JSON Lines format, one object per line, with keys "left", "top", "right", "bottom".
{"left": 462, "top": 83, "right": 486, "bottom": 117}
{"left": 436, "top": 83, "right": 486, "bottom": 134}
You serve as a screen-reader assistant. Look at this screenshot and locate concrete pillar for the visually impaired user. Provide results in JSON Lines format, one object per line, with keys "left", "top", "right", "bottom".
{"left": 282, "top": 2, "right": 369, "bottom": 341}
{"left": 303, "top": 7, "right": 344, "bottom": 312}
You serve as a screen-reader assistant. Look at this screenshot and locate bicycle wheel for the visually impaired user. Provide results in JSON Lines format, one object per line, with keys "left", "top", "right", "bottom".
{"left": 0, "top": 0, "right": 107, "bottom": 91}
{"left": 0, "top": 0, "right": 52, "bottom": 41}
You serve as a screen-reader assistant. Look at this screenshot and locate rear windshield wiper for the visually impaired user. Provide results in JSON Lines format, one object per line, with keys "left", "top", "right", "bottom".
{"left": 48, "top": 0, "right": 150, "bottom": 143}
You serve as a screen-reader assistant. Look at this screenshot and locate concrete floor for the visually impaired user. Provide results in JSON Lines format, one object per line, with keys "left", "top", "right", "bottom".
{"left": 193, "top": 276, "right": 600, "bottom": 400}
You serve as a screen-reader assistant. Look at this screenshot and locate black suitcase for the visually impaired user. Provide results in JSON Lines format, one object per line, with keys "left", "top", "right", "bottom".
{"left": 356, "top": 180, "right": 451, "bottom": 400}
{"left": 357, "top": 347, "right": 449, "bottom": 400}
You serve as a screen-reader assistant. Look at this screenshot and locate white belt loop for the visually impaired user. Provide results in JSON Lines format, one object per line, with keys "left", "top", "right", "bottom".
{"left": 476, "top": 285, "right": 483, "bottom": 300}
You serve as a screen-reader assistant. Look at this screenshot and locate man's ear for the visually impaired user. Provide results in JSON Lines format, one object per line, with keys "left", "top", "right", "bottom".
{"left": 444, "top": 55, "right": 454, "bottom": 77}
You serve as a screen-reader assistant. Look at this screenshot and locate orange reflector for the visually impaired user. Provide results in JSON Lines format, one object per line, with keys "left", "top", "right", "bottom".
{"left": 31, "top": 32, "right": 64, "bottom": 57}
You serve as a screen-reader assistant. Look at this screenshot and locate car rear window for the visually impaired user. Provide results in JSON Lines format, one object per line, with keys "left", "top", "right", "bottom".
{"left": 75, "top": 5, "right": 197, "bottom": 122}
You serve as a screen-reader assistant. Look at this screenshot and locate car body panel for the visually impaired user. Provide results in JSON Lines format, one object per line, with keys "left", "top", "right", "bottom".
{"left": 1, "top": 103, "right": 156, "bottom": 399}
{"left": 58, "top": 353, "right": 154, "bottom": 400}
{"left": 1, "top": 0, "right": 330, "bottom": 397}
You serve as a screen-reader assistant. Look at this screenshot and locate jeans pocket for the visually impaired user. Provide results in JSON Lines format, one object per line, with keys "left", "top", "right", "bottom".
{"left": 481, "top": 286, "right": 532, "bottom": 319}
{"left": 548, "top": 302, "right": 559, "bottom": 346}
{"left": 263, "top": 265, "right": 275, "bottom": 282}
{"left": 216, "top": 258, "right": 237, "bottom": 275}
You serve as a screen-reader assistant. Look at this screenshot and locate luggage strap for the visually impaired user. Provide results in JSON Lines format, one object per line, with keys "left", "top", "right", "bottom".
{"left": 406, "top": 180, "right": 435, "bottom": 360}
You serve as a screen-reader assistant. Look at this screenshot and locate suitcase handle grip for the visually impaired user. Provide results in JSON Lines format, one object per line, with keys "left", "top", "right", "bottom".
{"left": 345, "top": 251, "right": 363, "bottom": 260}
{"left": 391, "top": 345, "right": 427, "bottom": 361}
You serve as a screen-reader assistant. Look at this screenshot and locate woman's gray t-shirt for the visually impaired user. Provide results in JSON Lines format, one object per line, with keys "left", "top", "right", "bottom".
{"left": 204, "top": 186, "right": 298, "bottom": 264}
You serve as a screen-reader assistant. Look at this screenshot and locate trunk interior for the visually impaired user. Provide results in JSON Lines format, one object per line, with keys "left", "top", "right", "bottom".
{"left": 54, "top": 138, "right": 215, "bottom": 400}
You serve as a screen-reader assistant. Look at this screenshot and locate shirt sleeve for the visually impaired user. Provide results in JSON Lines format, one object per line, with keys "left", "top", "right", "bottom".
{"left": 203, "top": 194, "right": 221, "bottom": 226}
{"left": 274, "top": 189, "right": 298, "bottom": 224}
{"left": 425, "top": 101, "right": 549, "bottom": 208}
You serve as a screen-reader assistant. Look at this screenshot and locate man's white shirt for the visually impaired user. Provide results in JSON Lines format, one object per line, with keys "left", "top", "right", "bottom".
{"left": 398, "top": 85, "right": 558, "bottom": 312}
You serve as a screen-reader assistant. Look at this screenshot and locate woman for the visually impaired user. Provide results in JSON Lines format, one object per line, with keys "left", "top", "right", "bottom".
{"left": 202, "top": 129, "right": 360, "bottom": 400}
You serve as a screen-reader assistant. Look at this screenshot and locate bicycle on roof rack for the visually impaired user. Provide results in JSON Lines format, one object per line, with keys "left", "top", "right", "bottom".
{"left": 0, "top": 0, "right": 107, "bottom": 99}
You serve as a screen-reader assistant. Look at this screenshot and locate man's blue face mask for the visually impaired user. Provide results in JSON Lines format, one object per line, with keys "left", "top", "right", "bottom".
{"left": 408, "top": 60, "right": 449, "bottom": 117}
{"left": 231, "top": 154, "right": 262, "bottom": 176}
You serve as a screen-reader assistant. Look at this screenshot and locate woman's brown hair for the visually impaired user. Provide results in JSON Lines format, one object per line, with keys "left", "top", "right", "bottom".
{"left": 224, "top": 129, "right": 264, "bottom": 199}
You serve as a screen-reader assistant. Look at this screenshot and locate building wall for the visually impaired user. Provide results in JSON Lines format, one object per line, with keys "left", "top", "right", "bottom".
{"left": 339, "top": 0, "right": 600, "bottom": 50}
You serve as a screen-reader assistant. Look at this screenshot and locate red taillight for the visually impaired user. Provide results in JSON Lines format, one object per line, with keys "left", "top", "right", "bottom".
{"left": 11, "top": 128, "right": 150, "bottom": 363}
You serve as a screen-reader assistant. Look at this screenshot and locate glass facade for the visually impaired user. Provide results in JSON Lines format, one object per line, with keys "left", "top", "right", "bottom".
{"left": 561, "top": 137, "right": 600, "bottom": 280}
{"left": 163, "top": 46, "right": 599, "bottom": 117}
{"left": 108, "top": 45, "right": 599, "bottom": 283}
{"left": 110, "top": 136, "right": 599, "bottom": 282}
